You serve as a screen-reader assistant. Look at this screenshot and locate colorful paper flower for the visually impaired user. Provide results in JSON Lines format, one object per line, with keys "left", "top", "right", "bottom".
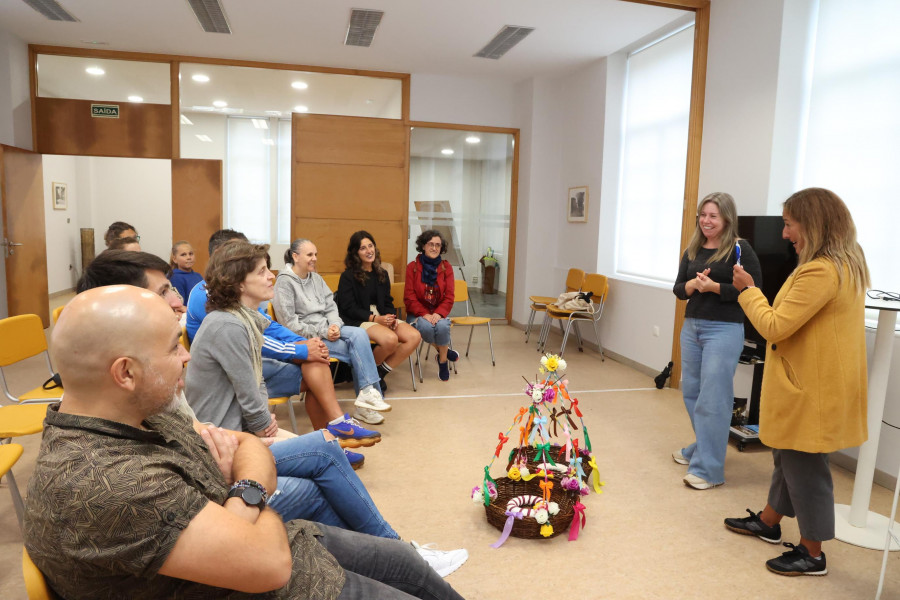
{"left": 508, "top": 467, "right": 522, "bottom": 481}
{"left": 534, "top": 508, "right": 549, "bottom": 524}
{"left": 548, "top": 502, "right": 560, "bottom": 516}
{"left": 540, "top": 524, "right": 554, "bottom": 537}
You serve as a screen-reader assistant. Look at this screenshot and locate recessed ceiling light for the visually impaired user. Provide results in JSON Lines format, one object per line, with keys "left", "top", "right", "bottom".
{"left": 85, "top": 67, "right": 105, "bottom": 76}
{"left": 294, "top": 105, "right": 308, "bottom": 113}
{"left": 291, "top": 81, "right": 308, "bottom": 90}
{"left": 127, "top": 95, "right": 143, "bottom": 103}
{"left": 191, "top": 105, "right": 215, "bottom": 111}
{"left": 441, "top": 148, "right": 454, "bottom": 155}
{"left": 212, "top": 100, "right": 227, "bottom": 108}
{"left": 465, "top": 136, "right": 481, "bottom": 144}
{"left": 251, "top": 119, "right": 269, "bottom": 129}
{"left": 196, "top": 134, "right": 212, "bottom": 142}
{"left": 192, "top": 74, "right": 210, "bottom": 83}
{"left": 180, "top": 114, "right": 194, "bottom": 125}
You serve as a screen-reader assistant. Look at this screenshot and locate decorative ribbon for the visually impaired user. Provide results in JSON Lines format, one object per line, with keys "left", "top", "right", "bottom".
{"left": 588, "top": 456, "right": 603, "bottom": 494}
{"left": 494, "top": 432, "right": 509, "bottom": 458}
{"left": 571, "top": 398, "right": 583, "bottom": 417}
{"left": 583, "top": 425, "right": 592, "bottom": 452}
{"left": 568, "top": 502, "right": 587, "bottom": 541}
{"left": 533, "top": 443, "right": 556, "bottom": 466}
{"left": 490, "top": 510, "right": 524, "bottom": 548}
{"left": 573, "top": 456, "right": 584, "bottom": 480}
{"left": 548, "top": 407, "right": 561, "bottom": 437}
{"left": 539, "top": 479, "right": 553, "bottom": 503}
{"left": 483, "top": 466, "right": 497, "bottom": 506}
{"left": 558, "top": 424, "right": 572, "bottom": 464}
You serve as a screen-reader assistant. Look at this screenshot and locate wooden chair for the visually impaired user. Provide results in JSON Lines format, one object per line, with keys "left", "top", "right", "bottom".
{"left": 0, "top": 315, "right": 63, "bottom": 405}
{"left": 450, "top": 279, "right": 495, "bottom": 365}
{"left": 0, "top": 443, "right": 25, "bottom": 530}
{"left": 526, "top": 268, "right": 584, "bottom": 343}
{"left": 23, "top": 548, "right": 61, "bottom": 600}
{"left": 539, "top": 273, "right": 608, "bottom": 359}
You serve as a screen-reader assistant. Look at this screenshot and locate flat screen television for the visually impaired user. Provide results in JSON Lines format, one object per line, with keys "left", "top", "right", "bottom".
{"left": 737, "top": 216, "right": 798, "bottom": 347}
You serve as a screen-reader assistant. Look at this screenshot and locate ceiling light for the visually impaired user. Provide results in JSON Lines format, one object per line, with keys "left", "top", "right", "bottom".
{"left": 192, "top": 74, "right": 210, "bottom": 83}
{"left": 441, "top": 148, "right": 454, "bottom": 155}
{"left": 251, "top": 119, "right": 269, "bottom": 129}
{"left": 191, "top": 105, "right": 214, "bottom": 111}
{"left": 265, "top": 110, "right": 282, "bottom": 116}
{"left": 466, "top": 136, "right": 481, "bottom": 144}
{"left": 180, "top": 115, "right": 194, "bottom": 125}
{"left": 85, "top": 67, "right": 105, "bottom": 76}
{"left": 212, "top": 100, "right": 227, "bottom": 108}
{"left": 262, "top": 139, "right": 275, "bottom": 146}
{"left": 291, "top": 81, "right": 308, "bottom": 90}
{"left": 294, "top": 105, "right": 308, "bottom": 113}
{"left": 127, "top": 95, "right": 143, "bottom": 103}
{"left": 196, "top": 134, "right": 212, "bottom": 142}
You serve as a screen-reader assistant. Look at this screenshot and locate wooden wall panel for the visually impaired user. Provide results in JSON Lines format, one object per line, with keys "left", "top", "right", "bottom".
{"left": 171, "top": 159, "right": 223, "bottom": 276}
{"left": 293, "top": 115, "right": 406, "bottom": 167}
{"left": 294, "top": 163, "right": 406, "bottom": 220}
{"left": 294, "top": 218, "right": 404, "bottom": 275}
{"left": 35, "top": 97, "right": 172, "bottom": 158}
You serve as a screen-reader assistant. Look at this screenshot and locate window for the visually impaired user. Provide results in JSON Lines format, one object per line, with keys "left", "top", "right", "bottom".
{"left": 799, "top": 0, "right": 899, "bottom": 303}
{"left": 615, "top": 25, "right": 694, "bottom": 284}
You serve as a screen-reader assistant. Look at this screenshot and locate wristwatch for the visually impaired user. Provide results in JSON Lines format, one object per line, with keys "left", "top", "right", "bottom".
{"left": 227, "top": 479, "right": 268, "bottom": 510}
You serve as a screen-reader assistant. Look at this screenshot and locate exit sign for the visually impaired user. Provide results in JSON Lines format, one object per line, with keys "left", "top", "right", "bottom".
{"left": 91, "top": 104, "right": 119, "bottom": 118}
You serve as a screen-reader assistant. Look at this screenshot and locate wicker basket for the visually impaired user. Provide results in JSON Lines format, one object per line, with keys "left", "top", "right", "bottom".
{"left": 506, "top": 445, "right": 594, "bottom": 480}
{"left": 484, "top": 477, "right": 578, "bottom": 540}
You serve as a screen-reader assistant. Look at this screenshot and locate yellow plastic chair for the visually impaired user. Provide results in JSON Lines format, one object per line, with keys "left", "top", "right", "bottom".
{"left": 51, "top": 306, "right": 65, "bottom": 324}
{"left": 526, "top": 268, "right": 584, "bottom": 344}
{"left": 23, "top": 548, "right": 60, "bottom": 600}
{"left": 322, "top": 274, "right": 340, "bottom": 293}
{"left": 540, "top": 273, "right": 608, "bottom": 359}
{"left": 389, "top": 281, "right": 418, "bottom": 391}
{"left": 0, "top": 315, "right": 64, "bottom": 404}
{"left": 0, "top": 443, "right": 25, "bottom": 529}
{"left": 0, "top": 404, "right": 50, "bottom": 448}
{"left": 450, "top": 279, "right": 495, "bottom": 366}
{"left": 179, "top": 326, "right": 191, "bottom": 351}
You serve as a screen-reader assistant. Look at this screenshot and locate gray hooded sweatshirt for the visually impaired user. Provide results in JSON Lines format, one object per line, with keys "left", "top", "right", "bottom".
{"left": 273, "top": 268, "right": 343, "bottom": 339}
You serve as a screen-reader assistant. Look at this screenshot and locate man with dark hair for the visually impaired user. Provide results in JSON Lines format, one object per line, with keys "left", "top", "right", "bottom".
{"left": 78, "top": 250, "right": 184, "bottom": 313}
{"left": 24, "top": 286, "right": 466, "bottom": 600}
{"left": 207, "top": 227, "right": 247, "bottom": 257}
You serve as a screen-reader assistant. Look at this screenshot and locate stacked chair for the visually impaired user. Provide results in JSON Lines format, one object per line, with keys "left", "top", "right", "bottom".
{"left": 538, "top": 273, "right": 609, "bottom": 359}
{"left": 525, "top": 268, "right": 584, "bottom": 343}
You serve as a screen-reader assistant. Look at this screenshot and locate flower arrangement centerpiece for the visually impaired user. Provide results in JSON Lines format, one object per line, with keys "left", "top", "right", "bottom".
{"left": 472, "top": 354, "right": 604, "bottom": 547}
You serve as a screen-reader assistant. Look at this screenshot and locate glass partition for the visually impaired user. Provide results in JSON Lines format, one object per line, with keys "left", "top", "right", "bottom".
{"left": 37, "top": 55, "right": 170, "bottom": 103}
{"left": 409, "top": 128, "right": 514, "bottom": 319}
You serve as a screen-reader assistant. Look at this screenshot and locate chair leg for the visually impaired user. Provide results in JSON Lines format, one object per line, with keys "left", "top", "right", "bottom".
{"left": 487, "top": 322, "right": 495, "bottom": 366}
{"left": 465, "top": 326, "right": 475, "bottom": 357}
{"left": 408, "top": 356, "right": 417, "bottom": 391}
{"left": 525, "top": 308, "right": 536, "bottom": 342}
{"left": 592, "top": 317, "right": 605, "bottom": 361}
{"left": 416, "top": 341, "right": 425, "bottom": 383}
{"left": 559, "top": 321, "right": 574, "bottom": 358}
{"left": 573, "top": 321, "right": 584, "bottom": 352}
{"left": 537, "top": 313, "right": 551, "bottom": 352}
{"left": 287, "top": 394, "right": 300, "bottom": 434}
{"left": 7, "top": 469, "right": 24, "bottom": 530}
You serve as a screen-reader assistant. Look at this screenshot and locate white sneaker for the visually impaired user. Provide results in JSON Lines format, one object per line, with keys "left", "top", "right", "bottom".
{"left": 672, "top": 450, "right": 689, "bottom": 465}
{"left": 411, "top": 541, "right": 468, "bottom": 578}
{"left": 355, "top": 386, "right": 392, "bottom": 412}
{"left": 353, "top": 407, "right": 385, "bottom": 425}
{"left": 683, "top": 473, "right": 722, "bottom": 490}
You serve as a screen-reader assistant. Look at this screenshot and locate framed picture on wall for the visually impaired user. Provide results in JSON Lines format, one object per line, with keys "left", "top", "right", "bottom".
{"left": 52, "top": 182, "right": 67, "bottom": 210}
{"left": 567, "top": 186, "right": 588, "bottom": 222}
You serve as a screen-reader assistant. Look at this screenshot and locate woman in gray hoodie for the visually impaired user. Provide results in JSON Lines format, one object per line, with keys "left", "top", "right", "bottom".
{"left": 274, "top": 238, "right": 390, "bottom": 425}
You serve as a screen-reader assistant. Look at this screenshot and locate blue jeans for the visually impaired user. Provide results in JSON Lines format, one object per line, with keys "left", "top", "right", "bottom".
{"left": 679, "top": 318, "right": 744, "bottom": 485}
{"left": 262, "top": 357, "right": 302, "bottom": 397}
{"left": 323, "top": 326, "right": 380, "bottom": 394}
{"left": 267, "top": 430, "right": 399, "bottom": 539}
{"left": 409, "top": 316, "right": 451, "bottom": 347}
{"left": 317, "top": 523, "right": 464, "bottom": 599}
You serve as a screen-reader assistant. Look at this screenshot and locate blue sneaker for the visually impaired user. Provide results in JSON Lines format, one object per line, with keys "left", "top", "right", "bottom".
{"left": 327, "top": 414, "right": 382, "bottom": 448}
{"left": 436, "top": 356, "right": 450, "bottom": 381}
{"left": 447, "top": 349, "right": 460, "bottom": 362}
{"left": 344, "top": 449, "right": 365, "bottom": 470}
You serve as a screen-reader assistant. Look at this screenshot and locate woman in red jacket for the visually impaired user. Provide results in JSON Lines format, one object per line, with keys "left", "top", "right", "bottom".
{"left": 404, "top": 230, "right": 458, "bottom": 381}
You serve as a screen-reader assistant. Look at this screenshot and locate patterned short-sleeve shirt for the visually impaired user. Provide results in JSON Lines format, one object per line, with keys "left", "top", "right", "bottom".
{"left": 24, "top": 404, "right": 344, "bottom": 600}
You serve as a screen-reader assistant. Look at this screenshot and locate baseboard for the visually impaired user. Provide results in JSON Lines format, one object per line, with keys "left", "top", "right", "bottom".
{"left": 830, "top": 451, "right": 898, "bottom": 494}
{"left": 49, "top": 288, "right": 75, "bottom": 299}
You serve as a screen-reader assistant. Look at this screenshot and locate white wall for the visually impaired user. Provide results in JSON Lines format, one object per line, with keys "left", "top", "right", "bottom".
{"left": 41, "top": 155, "right": 83, "bottom": 293}
{"left": 410, "top": 74, "right": 519, "bottom": 128}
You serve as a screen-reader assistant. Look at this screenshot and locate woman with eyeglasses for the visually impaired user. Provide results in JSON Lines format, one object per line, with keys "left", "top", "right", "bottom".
{"left": 404, "top": 230, "right": 458, "bottom": 381}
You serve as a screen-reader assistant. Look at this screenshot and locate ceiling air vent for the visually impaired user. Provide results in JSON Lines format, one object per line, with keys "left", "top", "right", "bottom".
{"left": 474, "top": 25, "right": 535, "bottom": 60}
{"left": 345, "top": 9, "right": 384, "bottom": 48}
{"left": 186, "top": 0, "right": 232, "bottom": 34}
{"left": 21, "top": 0, "right": 78, "bottom": 22}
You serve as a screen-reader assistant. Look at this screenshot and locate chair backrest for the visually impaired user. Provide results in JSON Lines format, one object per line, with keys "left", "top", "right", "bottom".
{"left": 382, "top": 262, "right": 395, "bottom": 285}
{"left": 179, "top": 326, "right": 191, "bottom": 351}
{"left": 565, "top": 268, "right": 585, "bottom": 293}
{"left": 0, "top": 315, "right": 48, "bottom": 367}
{"left": 0, "top": 442, "right": 24, "bottom": 478}
{"left": 265, "top": 301, "right": 277, "bottom": 321}
{"left": 322, "top": 274, "right": 340, "bottom": 293}
{"left": 23, "top": 547, "right": 60, "bottom": 600}
{"left": 583, "top": 273, "right": 609, "bottom": 303}
{"left": 51, "top": 306, "right": 65, "bottom": 325}
{"left": 389, "top": 281, "right": 406, "bottom": 317}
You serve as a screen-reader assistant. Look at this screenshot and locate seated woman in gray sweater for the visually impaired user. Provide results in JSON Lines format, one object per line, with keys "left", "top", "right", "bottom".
{"left": 274, "top": 239, "right": 391, "bottom": 425}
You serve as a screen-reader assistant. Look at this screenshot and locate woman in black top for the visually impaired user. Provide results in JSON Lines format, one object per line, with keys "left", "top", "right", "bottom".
{"left": 337, "top": 231, "right": 421, "bottom": 389}
{"left": 672, "top": 192, "right": 762, "bottom": 490}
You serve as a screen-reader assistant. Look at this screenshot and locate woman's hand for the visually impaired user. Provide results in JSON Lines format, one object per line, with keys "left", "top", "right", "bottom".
{"left": 255, "top": 414, "right": 279, "bottom": 439}
{"left": 300, "top": 338, "right": 330, "bottom": 363}
{"left": 732, "top": 265, "right": 755, "bottom": 291}
{"left": 375, "top": 314, "right": 396, "bottom": 328}
{"left": 684, "top": 268, "right": 710, "bottom": 296}
{"left": 694, "top": 270, "right": 720, "bottom": 294}
{"left": 327, "top": 324, "right": 340, "bottom": 341}
{"left": 426, "top": 313, "right": 442, "bottom": 325}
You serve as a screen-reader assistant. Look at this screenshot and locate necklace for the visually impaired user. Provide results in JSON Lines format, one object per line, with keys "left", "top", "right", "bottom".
{"left": 299, "top": 273, "right": 312, "bottom": 285}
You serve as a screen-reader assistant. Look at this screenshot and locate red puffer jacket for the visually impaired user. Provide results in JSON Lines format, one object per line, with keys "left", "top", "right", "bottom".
{"left": 404, "top": 256, "right": 455, "bottom": 318}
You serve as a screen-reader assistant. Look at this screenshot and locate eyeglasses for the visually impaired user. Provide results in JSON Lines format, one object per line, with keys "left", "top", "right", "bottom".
{"left": 425, "top": 242, "right": 442, "bottom": 249}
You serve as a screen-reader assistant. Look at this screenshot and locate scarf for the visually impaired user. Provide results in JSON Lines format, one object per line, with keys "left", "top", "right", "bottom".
{"left": 420, "top": 254, "right": 442, "bottom": 286}
{"left": 225, "top": 303, "right": 269, "bottom": 386}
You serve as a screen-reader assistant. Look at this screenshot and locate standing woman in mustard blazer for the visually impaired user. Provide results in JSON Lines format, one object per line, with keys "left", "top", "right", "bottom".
{"left": 727, "top": 188, "right": 870, "bottom": 577}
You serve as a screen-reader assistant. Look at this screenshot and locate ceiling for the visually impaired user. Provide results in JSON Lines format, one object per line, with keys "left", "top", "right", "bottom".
{"left": 2, "top": 0, "right": 688, "bottom": 82}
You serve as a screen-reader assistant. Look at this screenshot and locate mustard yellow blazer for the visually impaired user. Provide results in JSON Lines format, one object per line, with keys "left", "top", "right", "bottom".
{"left": 738, "top": 258, "right": 867, "bottom": 453}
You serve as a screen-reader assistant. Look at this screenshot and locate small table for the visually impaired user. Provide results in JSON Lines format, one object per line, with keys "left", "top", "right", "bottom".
{"left": 834, "top": 297, "right": 900, "bottom": 550}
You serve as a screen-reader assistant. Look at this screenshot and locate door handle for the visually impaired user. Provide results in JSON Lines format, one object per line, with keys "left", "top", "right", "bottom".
{"left": 3, "top": 238, "right": 23, "bottom": 257}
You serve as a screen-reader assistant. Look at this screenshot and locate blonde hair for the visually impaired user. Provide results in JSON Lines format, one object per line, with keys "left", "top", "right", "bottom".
{"left": 686, "top": 192, "right": 741, "bottom": 263}
{"left": 170, "top": 240, "right": 192, "bottom": 269}
{"left": 783, "top": 188, "right": 870, "bottom": 293}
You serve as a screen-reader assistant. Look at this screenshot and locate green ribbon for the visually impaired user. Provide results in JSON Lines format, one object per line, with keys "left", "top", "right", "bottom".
{"left": 533, "top": 443, "right": 557, "bottom": 466}
{"left": 583, "top": 426, "right": 592, "bottom": 452}
{"left": 483, "top": 466, "right": 497, "bottom": 506}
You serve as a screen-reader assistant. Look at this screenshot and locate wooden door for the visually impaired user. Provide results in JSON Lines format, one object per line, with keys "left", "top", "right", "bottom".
{"left": 171, "top": 159, "right": 223, "bottom": 276}
{"left": 292, "top": 114, "right": 408, "bottom": 275}
{"left": 1, "top": 145, "right": 49, "bottom": 326}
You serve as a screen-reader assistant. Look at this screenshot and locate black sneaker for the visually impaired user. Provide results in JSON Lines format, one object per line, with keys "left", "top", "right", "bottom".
{"left": 724, "top": 509, "right": 782, "bottom": 543}
{"left": 379, "top": 378, "right": 388, "bottom": 395}
{"left": 377, "top": 364, "right": 391, "bottom": 380}
{"left": 766, "top": 543, "right": 827, "bottom": 576}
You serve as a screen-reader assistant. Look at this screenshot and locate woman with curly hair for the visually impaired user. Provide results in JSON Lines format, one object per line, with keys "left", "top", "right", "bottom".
{"left": 103, "top": 221, "right": 138, "bottom": 248}
{"left": 404, "top": 229, "right": 458, "bottom": 381}
{"left": 336, "top": 231, "right": 420, "bottom": 391}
